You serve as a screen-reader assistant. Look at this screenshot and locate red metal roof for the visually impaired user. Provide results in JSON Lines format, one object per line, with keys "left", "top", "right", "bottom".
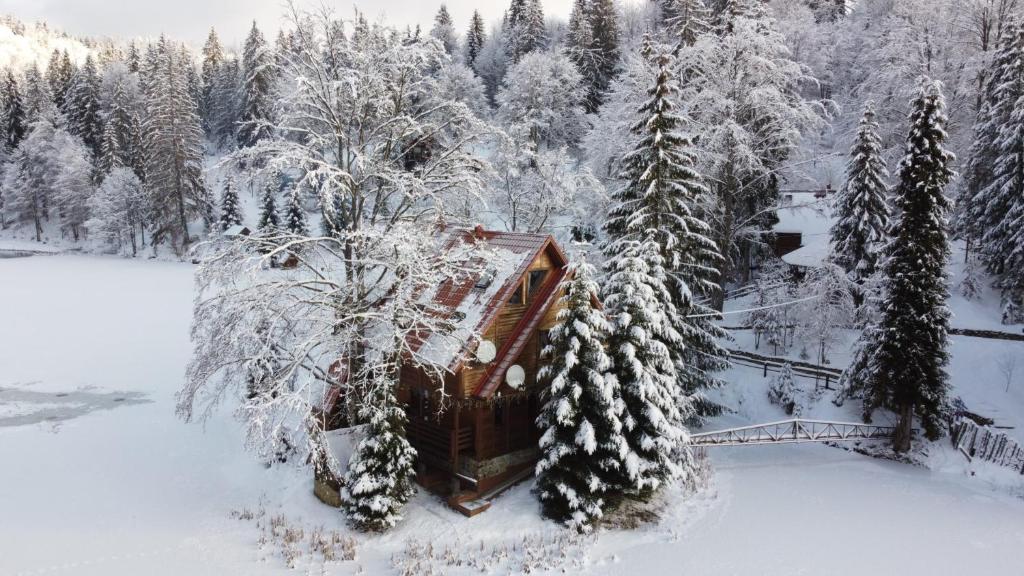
{"left": 408, "top": 228, "right": 567, "bottom": 386}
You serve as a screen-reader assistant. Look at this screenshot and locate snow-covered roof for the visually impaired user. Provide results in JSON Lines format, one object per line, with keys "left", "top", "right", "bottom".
{"left": 775, "top": 195, "right": 834, "bottom": 268}
{"left": 410, "top": 227, "right": 566, "bottom": 375}
{"left": 222, "top": 225, "right": 251, "bottom": 237}
{"left": 774, "top": 196, "right": 833, "bottom": 235}
{"left": 781, "top": 237, "right": 831, "bottom": 269}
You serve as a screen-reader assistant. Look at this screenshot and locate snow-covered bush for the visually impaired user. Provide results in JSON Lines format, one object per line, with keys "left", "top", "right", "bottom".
{"left": 768, "top": 363, "right": 801, "bottom": 416}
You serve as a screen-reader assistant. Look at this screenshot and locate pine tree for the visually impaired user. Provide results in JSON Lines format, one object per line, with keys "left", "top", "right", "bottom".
{"left": 830, "top": 102, "right": 890, "bottom": 282}
{"left": 143, "top": 37, "right": 211, "bottom": 251}
{"left": 22, "top": 66, "right": 54, "bottom": 123}
{"left": 602, "top": 237, "right": 689, "bottom": 494}
{"left": 861, "top": 78, "right": 955, "bottom": 453}
{"left": 465, "top": 10, "right": 487, "bottom": 70}
{"left": 238, "top": 22, "right": 275, "bottom": 148}
{"left": 100, "top": 79, "right": 137, "bottom": 174}
{"left": 211, "top": 57, "right": 241, "bottom": 148}
{"left": 258, "top": 172, "right": 281, "bottom": 233}
{"left": 126, "top": 42, "right": 141, "bottom": 74}
{"left": 218, "top": 177, "right": 243, "bottom": 231}
{"left": 45, "top": 49, "right": 73, "bottom": 111}
{"left": 567, "top": 0, "right": 603, "bottom": 113}
{"left": 506, "top": 0, "right": 546, "bottom": 63}
{"left": 430, "top": 5, "right": 458, "bottom": 56}
{"left": 321, "top": 187, "right": 348, "bottom": 239}
{"left": 535, "top": 254, "right": 626, "bottom": 531}
{"left": 662, "top": 0, "right": 711, "bottom": 50}
{"left": 604, "top": 49, "right": 728, "bottom": 421}
{"left": 963, "top": 23, "right": 1021, "bottom": 276}
{"left": 65, "top": 54, "right": 103, "bottom": 158}
{"left": 340, "top": 381, "right": 417, "bottom": 532}
{"left": 588, "top": 0, "right": 620, "bottom": 108}
{"left": 974, "top": 24, "right": 1024, "bottom": 320}
{"left": 1, "top": 70, "right": 26, "bottom": 152}
{"left": 283, "top": 183, "right": 308, "bottom": 236}
{"left": 200, "top": 28, "right": 225, "bottom": 135}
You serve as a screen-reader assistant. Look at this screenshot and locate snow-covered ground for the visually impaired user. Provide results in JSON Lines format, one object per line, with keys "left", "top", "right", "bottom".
{"left": 2, "top": 254, "right": 1024, "bottom": 575}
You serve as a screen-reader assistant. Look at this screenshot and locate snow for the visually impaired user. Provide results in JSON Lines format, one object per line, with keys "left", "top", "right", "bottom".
{"left": 1, "top": 251, "right": 1023, "bottom": 574}
{"left": 0, "top": 19, "right": 93, "bottom": 72}
{"left": 775, "top": 196, "right": 832, "bottom": 231}
{"left": 780, "top": 237, "right": 831, "bottom": 268}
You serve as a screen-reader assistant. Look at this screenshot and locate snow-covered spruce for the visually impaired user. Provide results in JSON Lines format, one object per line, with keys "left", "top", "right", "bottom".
{"left": 200, "top": 28, "right": 225, "bottom": 136}
{"left": 341, "top": 380, "right": 417, "bottom": 532}
{"left": 566, "top": 0, "right": 620, "bottom": 113}
{"left": 464, "top": 10, "right": 487, "bottom": 70}
{"left": 430, "top": 5, "right": 458, "bottom": 56}
{"left": 830, "top": 102, "right": 890, "bottom": 283}
{"left": 603, "top": 45, "right": 728, "bottom": 421}
{"left": 535, "top": 253, "right": 626, "bottom": 532}
{"left": 237, "top": 21, "right": 275, "bottom": 149}
{"left": 854, "top": 78, "right": 955, "bottom": 452}
{"left": 504, "top": 0, "right": 546, "bottom": 64}
{"left": 1, "top": 69, "right": 27, "bottom": 152}
{"left": 99, "top": 77, "right": 141, "bottom": 176}
{"left": 142, "top": 36, "right": 210, "bottom": 251}
{"left": 960, "top": 21, "right": 1021, "bottom": 290}
{"left": 257, "top": 173, "right": 280, "bottom": 234}
{"left": 218, "top": 177, "right": 242, "bottom": 232}
{"left": 768, "top": 362, "right": 800, "bottom": 416}
{"left": 662, "top": 0, "right": 712, "bottom": 51}
{"left": 602, "top": 237, "right": 691, "bottom": 494}
{"left": 283, "top": 183, "right": 308, "bottom": 237}
{"left": 64, "top": 54, "right": 103, "bottom": 158}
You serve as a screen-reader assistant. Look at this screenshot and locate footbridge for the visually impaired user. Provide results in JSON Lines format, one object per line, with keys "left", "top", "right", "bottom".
{"left": 691, "top": 418, "right": 896, "bottom": 447}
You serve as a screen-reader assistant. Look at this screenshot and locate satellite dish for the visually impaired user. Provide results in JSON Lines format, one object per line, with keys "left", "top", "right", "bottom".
{"left": 506, "top": 365, "right": 525, "bottom": 389}
{"left": 476, "top": 340, "right": 496, "bottom": 363}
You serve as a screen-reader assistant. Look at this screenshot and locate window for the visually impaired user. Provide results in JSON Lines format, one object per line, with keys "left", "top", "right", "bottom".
{"left": 527, "top": 269, "right": 548, "bottom": 300}
{"left": 474, "top": 267, "right": 495, "bottom": 290}
{"left": 511, "top": 281, "right": 525, "bottom": 305}
{"left": 410, "top": 388, "right": 430, "bottom": 419}
{"left": 493, "top": 403, "right": 504, "bottom": 427}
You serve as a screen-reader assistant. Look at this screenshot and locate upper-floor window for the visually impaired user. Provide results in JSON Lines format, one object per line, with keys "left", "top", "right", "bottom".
{"left": 527, "top": 269, "right": 548, "bottom": 301}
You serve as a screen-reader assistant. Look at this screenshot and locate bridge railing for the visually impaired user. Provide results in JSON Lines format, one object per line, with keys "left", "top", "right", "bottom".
{"left": 691, "top": 418, "right": 896, "bottom": 447}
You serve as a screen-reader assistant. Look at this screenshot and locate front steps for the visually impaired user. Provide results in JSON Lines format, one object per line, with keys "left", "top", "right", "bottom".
{"left": 447, "top": 466, "right": 534, "bottom": 517}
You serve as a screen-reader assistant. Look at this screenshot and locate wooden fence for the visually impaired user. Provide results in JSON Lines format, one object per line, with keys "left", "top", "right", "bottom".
{"left": 950, "top": 417, "right": 1024, "bottom": 474}
{"left": 727, "top": 348, "right": 843, "bottom": 389}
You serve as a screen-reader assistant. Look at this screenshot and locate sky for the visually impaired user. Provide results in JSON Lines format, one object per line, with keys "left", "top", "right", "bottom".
{"left": 0, "top": 0, "right": 583, "bottom": 48}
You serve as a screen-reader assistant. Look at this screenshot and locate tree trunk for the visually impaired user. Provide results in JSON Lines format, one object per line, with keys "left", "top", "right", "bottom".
{"left": 893, "top": 401, "right": 914, "bottom": 453}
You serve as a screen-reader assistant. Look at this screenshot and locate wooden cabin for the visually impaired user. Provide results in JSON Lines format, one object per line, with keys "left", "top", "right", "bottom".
{"left": 318, "top": 226, "right": 571, "bottom": 516}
